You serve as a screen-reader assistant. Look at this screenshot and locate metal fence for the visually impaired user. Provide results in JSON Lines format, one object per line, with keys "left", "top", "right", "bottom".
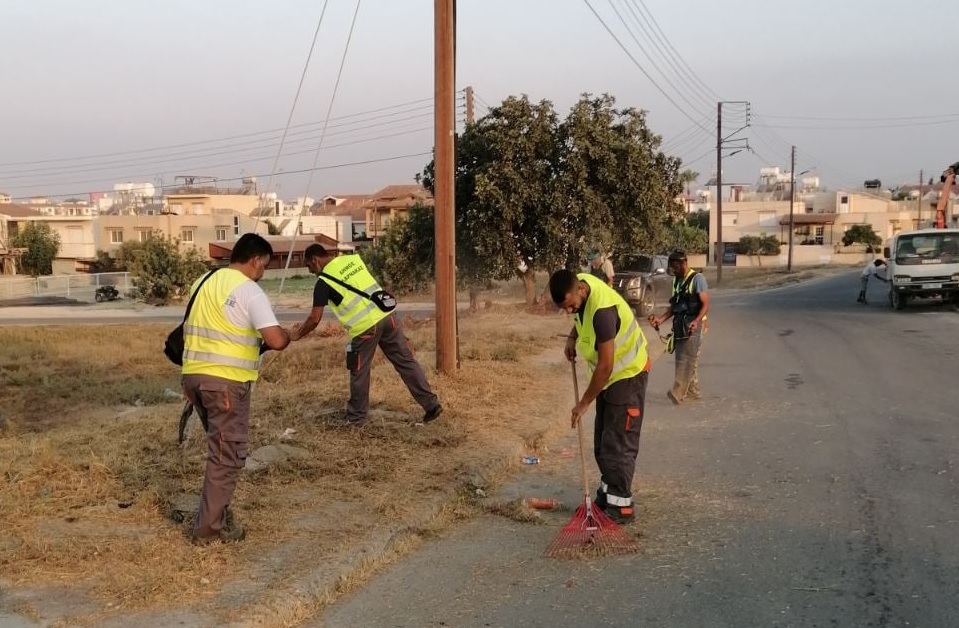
{"left": 0, "top": 272, "right": 132, "bottom": 303}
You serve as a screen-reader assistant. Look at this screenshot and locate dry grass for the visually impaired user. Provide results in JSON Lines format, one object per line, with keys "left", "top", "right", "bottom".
{"left": 0, "top": 309, "right": 572, "bottom": 624}
{"left": 699, "top": 264, "right": 851, "bottom": 291}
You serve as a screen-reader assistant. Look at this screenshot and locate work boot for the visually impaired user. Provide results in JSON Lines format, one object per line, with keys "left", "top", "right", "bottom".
{"left": 594, "top": 489, "right": 608, "bottom": 511}
{"left": 421, "top": 404, "right": 444, "bottom": 424}
{"left": 603, "top": 504, "right": 635, "bottom": 525}
{"left": 666, "top": 390, "right": 682, "bottom": 405}
{"left": 192, "top": 507, "right": 246, "bottom": 545}
{"left": 326, "top": 414, "right": 368, "bottom": 428}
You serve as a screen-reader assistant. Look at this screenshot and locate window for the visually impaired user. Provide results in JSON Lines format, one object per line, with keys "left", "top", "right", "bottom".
{"left": 840, "top": 195, "right": 849, "bottom": 204}
{"left": 109, "top": 229, "right": 124, "bottom": 244}
{"left": 722, "top": 212, "right": 738, "bottom": 227}
{"left": 215, "top": 227, "right": 228, "bottom": 242}
{"left": 814, "top": 226, "right": 824, "bottom": 245}
{"left": 137, "top": 229, "right": 152, "bottom": 242}
{"left": 169, "top": 203, "right": 183, "bottom": 214}
{"left": 758, "top": 211, "right": 777, "bottom": 227}
{"left": 191, "top": 203, "right": 205, "bottom": 215}
{"left": 181, "top": 228, "right": 195, "bottom": 243}
{"left": 233, "top": 216, "right": 240, "bottom": 236}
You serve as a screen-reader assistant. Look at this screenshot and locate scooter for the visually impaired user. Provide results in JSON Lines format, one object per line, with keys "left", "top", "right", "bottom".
{"left": 95, "top": 285, "right": 121, "bottom": 302}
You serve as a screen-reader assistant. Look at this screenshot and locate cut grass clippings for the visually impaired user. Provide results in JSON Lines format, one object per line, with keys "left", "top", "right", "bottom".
{"left": 0, "top": 307, "right": 572, "bottom": 625}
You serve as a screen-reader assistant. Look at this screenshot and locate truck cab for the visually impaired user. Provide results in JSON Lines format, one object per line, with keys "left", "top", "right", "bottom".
{"left": 884, "top": 228, "right": 959, "bottom": 310}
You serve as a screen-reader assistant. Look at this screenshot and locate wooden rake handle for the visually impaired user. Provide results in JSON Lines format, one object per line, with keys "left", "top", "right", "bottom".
{"left": 570, "top": 361, "right": 590, "bottom": 499}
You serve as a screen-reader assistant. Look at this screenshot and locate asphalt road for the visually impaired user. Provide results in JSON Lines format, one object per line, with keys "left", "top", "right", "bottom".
{"left": 313, "top": 272, "right": 959, "bottom": 628}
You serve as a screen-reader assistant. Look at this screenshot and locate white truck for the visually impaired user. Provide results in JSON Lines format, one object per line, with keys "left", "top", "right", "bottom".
{"left": 884, "top": 228, "right": 959, "bottom": 310}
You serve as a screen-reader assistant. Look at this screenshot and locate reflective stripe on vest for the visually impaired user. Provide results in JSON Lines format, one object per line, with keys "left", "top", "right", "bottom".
{"left": 574, "top": 273, "right": 649, "bottom": 389}
{"left": 322, "top": 255, "right": 390, "bottom": 337}
{"left": 181, "top": 268, "right": 263, "bottom": 382}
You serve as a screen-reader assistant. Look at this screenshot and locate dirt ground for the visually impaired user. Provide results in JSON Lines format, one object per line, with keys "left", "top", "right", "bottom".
{"left": 0, "top": 266, "right": 846, "bottom": 627}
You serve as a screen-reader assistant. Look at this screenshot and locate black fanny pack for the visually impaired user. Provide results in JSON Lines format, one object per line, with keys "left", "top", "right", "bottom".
{"left": 321, "top": 272, "right": 397, "bottom": 313}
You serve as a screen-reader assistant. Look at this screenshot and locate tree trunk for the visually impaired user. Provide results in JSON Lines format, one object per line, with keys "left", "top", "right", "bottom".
{"left": 520, "top": 269, "right": 537, "bottom": 307}
{"left": 468, "top": 284, "right": 480, "bottom": 312}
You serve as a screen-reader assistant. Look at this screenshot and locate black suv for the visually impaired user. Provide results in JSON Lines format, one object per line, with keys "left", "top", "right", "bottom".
{"left": 612, "top": 254, "right": 672, "bottom": 317}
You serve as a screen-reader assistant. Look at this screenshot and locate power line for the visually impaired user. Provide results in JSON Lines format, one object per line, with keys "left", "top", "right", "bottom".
{"left": 0, "top": 112, "right": 438, "bottom": 180}
{"left": 581, "top": 0, "right": 712, "bottom": 134}
{"left": 0, "top": 95, "right": 450, "bottom": 169}
{"left": 264, "top": 0, "right": 332, "bottom": 199}
{"left": 605, "top": 0, "right": 711, "bottom": 118}
{"left": 761, "top": 112, "right": 959, "bottom": 122}
{"left": 755, "top": 118, "right": 959, "bottom": 131}
{"left": 11, "top": 152, "right": 433, "bottom": 202}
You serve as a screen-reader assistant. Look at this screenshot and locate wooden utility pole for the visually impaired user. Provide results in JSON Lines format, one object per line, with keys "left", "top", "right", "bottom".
{"left": 715, "top": 102, "right": 723, "bottom": 285}
{"left": 434, "top": 0, "right": 457, "bottom": 373}
{"left": 465, "top": 85, "right": 475, "bottom": 125}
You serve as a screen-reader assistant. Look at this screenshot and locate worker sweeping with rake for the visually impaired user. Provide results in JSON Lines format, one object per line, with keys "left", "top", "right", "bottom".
{"left": 545, "top": 269, "right": 650, "bottom": 557}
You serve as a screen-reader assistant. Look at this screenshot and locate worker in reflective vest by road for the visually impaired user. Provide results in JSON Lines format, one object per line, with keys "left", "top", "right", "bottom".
{"left": 182, "top": 233, "right": 291, "bottom": 545}
{"left": 290, "top": 244, "right": 442, "bottom": 428}
{"left": 550, "top": 268, "right": 651, "bottom": 524}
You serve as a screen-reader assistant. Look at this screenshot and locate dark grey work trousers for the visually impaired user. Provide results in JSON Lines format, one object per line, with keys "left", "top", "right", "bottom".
{"left": 593, "top": 371, "right": 649, "bottom": 507}
{"left": 346, "top": 314, "right": 439, "bottom": 423}
{"left": 671, "top": 333, "right": 703, "bottom": 401}
{"left": 182, "top": 374, "right": 251, "bottom": 540}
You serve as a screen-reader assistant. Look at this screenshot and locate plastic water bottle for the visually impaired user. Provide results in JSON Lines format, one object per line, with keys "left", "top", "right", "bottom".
{"left": 522, "top": 456, "right": 539, "bottom": 465}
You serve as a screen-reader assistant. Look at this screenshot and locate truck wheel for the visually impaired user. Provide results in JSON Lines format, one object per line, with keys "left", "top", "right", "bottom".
{"left": 891, "top": 290, "right": 906, "bottom": 311}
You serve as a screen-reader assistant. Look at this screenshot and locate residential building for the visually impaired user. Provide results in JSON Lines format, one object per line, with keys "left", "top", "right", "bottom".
{"left": 95, "top": 210, "right": 262, "bottom": 259}
{"left": 363, "top": 185, "right": 433, "bottom": 240}
{"left": 207, "top": 233, "right": 341, "bottom": 269}
{"left": 312, "top": 194, "right": 371, "bottom": 242}
{"left": 0, "top": 203, "right": 98, "bottom": 273}
{"left": 163, "top": 179, "right": 261, "bottom": 218}
{"left": 0, "top": 192, "right": 11, "bottom": 204}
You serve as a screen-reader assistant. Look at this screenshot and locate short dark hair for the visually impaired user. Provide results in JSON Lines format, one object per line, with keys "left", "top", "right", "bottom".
{"left": 304, "top": 243, "right": 330, "bottom": 259}
{"left": 549, "top": 269, "right": 578, "bottom": 305}
{"left": 668, "top": 250, "right": 688, "bottom": 264}
{"left": 231, "top": 233, "right": 273, "bottom": 264}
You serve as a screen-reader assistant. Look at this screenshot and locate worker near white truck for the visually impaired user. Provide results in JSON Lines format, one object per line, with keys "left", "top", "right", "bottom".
{"left": 857, "top": 259, "right": 888, "bottom": 304}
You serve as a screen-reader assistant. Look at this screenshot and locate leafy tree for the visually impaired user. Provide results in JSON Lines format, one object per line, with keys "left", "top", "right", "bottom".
{"left": 738, "top": 234, "right": 781, "bottom": 265}
{"left": 419, "top": 93, "right": 683, "bottom": 307}
{"left": 126, "top": 234, "right": 208, "bottom": 304}
{"left": 89, "top": 250, "right": 118, "bottom": 273}
{"left": 679, "top": 169, "right": 699, "bottom": 198}
{"left": 687, "top": 210, "right": 709, "bottom": 231}
{"left": 665, "top": 222, "right": 708, "bottom": 254}
{"left": 266, "top": 220, "right": 282, "bottom": 236}
{"left": 842, "top": 224, "right": 882, "bottom": 250}
{"left": 11, "top": 222, "right": 60, "bottom": 276}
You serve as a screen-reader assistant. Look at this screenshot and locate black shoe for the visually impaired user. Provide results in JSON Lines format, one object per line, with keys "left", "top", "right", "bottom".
{"left": 604, "top": 504, "right": 635, "bottom": 525}
{"left": 422, "top": 404, "right": 443, "bottom": 424}
{"left": 594, "top": 489, "right": 608, "bottom": 511}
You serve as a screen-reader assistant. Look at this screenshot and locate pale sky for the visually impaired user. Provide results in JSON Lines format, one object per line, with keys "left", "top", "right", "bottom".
{"left": 2, "top": 0, "right": 957, "bottom": 201}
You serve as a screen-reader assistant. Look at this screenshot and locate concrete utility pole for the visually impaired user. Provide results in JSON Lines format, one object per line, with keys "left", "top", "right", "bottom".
{"left": 434, "top": 0, "right": 458, "bottom": 373}
{"left": 465, "top": 85, "right": 475, "bottom": 125}
{"left": 787, "top": 145, "right": 796, "bottom": 273}
{"left": 918, "top": 170, "right": 923, "bottom": 227}
{"left": 716, "top": 102, "right": 723, "bottom": 285}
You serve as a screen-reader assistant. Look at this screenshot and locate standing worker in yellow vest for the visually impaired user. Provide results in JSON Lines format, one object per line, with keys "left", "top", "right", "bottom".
{"left": 290, "top": 244, "right": 442, "bottom": 427}
{"left": 182, "top": 233, "right": 291, "bottom": 544}
{"left": 549, "top": 268, "right": 651, "bottom": 524}
{"left": 649, "top": 251, "right": 710, "bottom": 405}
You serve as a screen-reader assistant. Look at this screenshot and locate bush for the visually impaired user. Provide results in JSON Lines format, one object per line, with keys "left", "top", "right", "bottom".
{"left": 737, "top": 234, "right": 781, "bottom": 265}
{"left": 126, "top": 235, "right": 209, "bottom": 304}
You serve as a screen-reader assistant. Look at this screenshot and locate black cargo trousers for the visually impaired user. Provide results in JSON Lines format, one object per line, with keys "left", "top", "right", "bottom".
{"left": 593, "top": 370, "right": 649, "bottom": 508}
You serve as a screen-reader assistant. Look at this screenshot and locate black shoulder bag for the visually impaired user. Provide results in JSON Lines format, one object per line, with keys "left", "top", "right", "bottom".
{"left": 163, "top": 269, "right": 219, "bottom": 366}
{"left": 320, "top": 272, "right": 397, "bottom": 313}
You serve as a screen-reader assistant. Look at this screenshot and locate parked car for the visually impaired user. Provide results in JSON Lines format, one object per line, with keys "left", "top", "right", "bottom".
{"left": 611, "top": 254, "right": 672, "bottom": 317}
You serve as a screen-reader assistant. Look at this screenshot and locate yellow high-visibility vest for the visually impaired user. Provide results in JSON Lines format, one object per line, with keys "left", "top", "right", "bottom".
{"left": 182, "top": 269, "right": 263, "bottom": 382}
{"left": 574, "top": 273, "right": 649, "bottom": 389}
{"left": 322, "top": 254, "right": 390, "bottom": 337}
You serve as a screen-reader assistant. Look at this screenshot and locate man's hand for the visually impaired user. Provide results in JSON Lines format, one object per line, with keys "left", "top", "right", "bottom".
{"left": 564, "top": 336, "right": 577, "bottom": 362}
{"left": 570, "top": 401, "right": 589, "bottom": 428}
{"left": 648, "top": 314, "right": 660, "bottom": 330}
{"left": 688, "top": 319, "right": 699, "bottom": 334}
{"left": 289, "top": 323, "right": 303, "bottom": 342}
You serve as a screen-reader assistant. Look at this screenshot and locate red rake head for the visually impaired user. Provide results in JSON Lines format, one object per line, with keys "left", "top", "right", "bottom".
{"left": 544, "top": 497, "right": 638, "bottom": 559}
